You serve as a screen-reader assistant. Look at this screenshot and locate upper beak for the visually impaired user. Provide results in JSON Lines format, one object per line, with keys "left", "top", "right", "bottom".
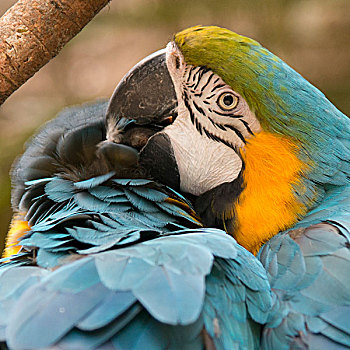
{"left": 105, "top": 48, "right": 177, "bottom": 137}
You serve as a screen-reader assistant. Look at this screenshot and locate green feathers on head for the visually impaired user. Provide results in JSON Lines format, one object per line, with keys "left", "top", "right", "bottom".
{"left": 175, "top": 26, "right": 282, "bottom": 130}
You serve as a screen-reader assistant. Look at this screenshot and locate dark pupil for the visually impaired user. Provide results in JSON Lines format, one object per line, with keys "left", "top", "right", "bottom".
{"left": 223, "top": 94, "right": 234, "bottom": 106}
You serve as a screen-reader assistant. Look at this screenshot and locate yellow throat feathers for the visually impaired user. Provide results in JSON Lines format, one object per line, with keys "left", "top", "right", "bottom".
{"left": 234, "top": 131, "right": 307, "bottom": 255}
{"left": 2, "top": 214, "right": 30, "bottom": 259}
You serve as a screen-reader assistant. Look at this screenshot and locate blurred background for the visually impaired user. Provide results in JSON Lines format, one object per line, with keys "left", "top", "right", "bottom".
{"left": 0, "top": 0, "right": 349, "bottom": 254}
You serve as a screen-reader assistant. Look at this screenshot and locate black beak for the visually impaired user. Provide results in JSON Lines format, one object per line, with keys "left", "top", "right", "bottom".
{"left": 103, "top": 48, "right": 180, "bottom": 190}
{"left": 106, "top": 49, "right": 177, "bottom": 133}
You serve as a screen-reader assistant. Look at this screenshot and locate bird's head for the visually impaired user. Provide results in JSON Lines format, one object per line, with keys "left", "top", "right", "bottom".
{"left": 107, "top": 26, "right": 350, "bottom": 254}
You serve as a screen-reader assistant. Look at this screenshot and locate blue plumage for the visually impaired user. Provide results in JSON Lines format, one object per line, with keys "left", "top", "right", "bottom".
{"left": 2, "top": 218, "right": 271, "bottom": 349}
{"left": 1, "top": 103, "right": 273, "bottom": 349}
{"left": 259, "top": 214, "right": 350, "bottom": 349}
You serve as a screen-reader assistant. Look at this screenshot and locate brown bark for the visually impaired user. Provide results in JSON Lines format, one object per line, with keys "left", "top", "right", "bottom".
{"left": 0, "top": 0, "right": 111, "bottom": 105}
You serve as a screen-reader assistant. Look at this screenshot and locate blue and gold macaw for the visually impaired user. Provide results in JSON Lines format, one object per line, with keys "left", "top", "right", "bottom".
{"left": 1, "top": 25, "right": 350, "bottom": 349}
{"left": 106, "top": 26, "right": 350, "bottom": 349}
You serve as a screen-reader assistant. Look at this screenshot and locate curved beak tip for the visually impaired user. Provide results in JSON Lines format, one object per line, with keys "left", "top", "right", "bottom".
{"left": 106, "top": 48, "right": 177, "bottom": 130}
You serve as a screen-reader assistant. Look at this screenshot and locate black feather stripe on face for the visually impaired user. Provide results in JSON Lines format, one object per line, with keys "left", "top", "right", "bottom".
{"left": 180, "top": 64, "right": 257, "bottom": 154}
{"left": 182, "top": 80, "right": 239, "bottom": 153}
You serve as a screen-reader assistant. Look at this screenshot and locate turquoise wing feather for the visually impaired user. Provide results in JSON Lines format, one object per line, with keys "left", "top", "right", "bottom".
{"left": 204, "top": 248, "right": 272, "bottom": 350}
{"left": 1, "top": 227, "right": 271, "bottom": 349}
{"left": 1, "top": 230, "right": 216, "bottom": 349}
{"left": 1, "top": 228, "right": 272, "bottom": 349}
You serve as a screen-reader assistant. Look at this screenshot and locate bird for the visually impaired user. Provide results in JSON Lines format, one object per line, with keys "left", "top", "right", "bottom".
{"left": 105, "top": 25, "right": 350, "bottom": 349}
{"left": 1, "top": 24, "right": 350, "bottom": 350}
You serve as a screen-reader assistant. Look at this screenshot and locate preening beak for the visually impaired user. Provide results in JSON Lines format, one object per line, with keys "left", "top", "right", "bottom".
{"left": 105, "top": 48, "right": 180, "bottom": 190}
{"left": 106, "top": 49, "right": 177, "bottom": 139}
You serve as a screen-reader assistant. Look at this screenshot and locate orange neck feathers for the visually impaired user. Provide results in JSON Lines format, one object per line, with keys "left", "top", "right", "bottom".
{"left": 233, "top": 131, "right": 308, "bottom": 254}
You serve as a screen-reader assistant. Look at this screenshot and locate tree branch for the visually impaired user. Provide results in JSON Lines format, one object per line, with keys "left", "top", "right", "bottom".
{"left": 0, "top": 0, "right": 111, "bottom": 105}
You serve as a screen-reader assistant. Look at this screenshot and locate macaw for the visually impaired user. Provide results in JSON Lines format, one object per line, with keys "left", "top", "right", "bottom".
{"left": 105, "top": 26, "right": 350, "bottom": 349}
{"left": 0, "top": 25, "right": 349, "bottom": 350}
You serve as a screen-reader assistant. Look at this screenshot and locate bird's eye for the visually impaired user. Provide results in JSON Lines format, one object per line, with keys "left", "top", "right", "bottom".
{"left": 217, "top": 92, "right": 238, "bottom": 110}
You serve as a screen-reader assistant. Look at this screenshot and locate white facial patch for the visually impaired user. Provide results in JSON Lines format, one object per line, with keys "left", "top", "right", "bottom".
{"left": 164, "top": 42, "right": 261, "bottom": 196}
{"left": 164, "top": 115, "right": 242, "bottom": 195}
